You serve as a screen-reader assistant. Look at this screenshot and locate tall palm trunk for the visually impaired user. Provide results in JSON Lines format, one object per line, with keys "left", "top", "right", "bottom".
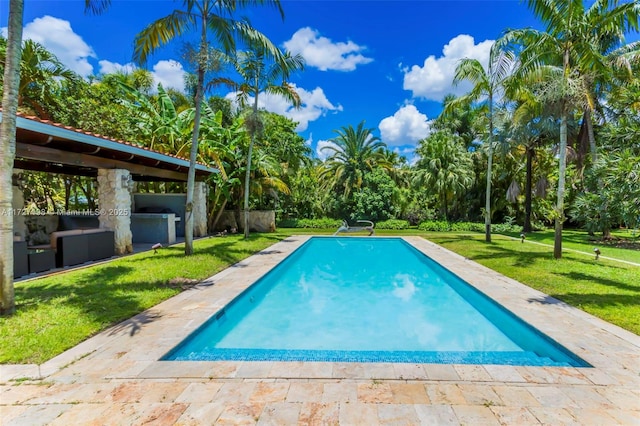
{"left": 554, "top": 49, "right": 571, "bottom": 260}
{"left": 524, "top": 146, "right": 533, "bottom": 233}
{"left": 554, "top": 110, "right": 567, "bottom": 259}
{"left": 184, "top": 17, "right": 207, "bottom": 255}
{"left": 485, "top": 99, "right": 493, "bottom": 242}
{"left": 1, "top": 0, "right": 24, "bottom": 315}
{"left": 243, "top": 83, "right": 260, "bottom": 239}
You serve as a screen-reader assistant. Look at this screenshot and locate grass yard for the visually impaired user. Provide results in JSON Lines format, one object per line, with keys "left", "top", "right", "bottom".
{"left": 0, "top": 234, "right": 285, "bottom": 364}
{"left": 1, "top": 228, "right": 638, "bottom": 364}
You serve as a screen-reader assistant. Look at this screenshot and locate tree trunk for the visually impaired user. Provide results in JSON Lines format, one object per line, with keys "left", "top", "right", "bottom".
{"left": 554, "top": 107, "right": 568, "bottom": 259}
{"left": 585, "top": 108, "right": 597, "bottom": 164}
{"left": 485, "top": 97, "right": 493, "bottom": 243}
{"left": 184, "top": 20, "right": 207, "bottom": 256}
{"left": 244, "top": 91, "right": 260, "bottom": 239}
{"left": 0, "top": 0, "right": 24, "bottom": 316}
{"left": 523, "top": 146, "right": 533, "bottom": 233}
{"left": 211, "top": 198, "right": 228, "bottom": 232}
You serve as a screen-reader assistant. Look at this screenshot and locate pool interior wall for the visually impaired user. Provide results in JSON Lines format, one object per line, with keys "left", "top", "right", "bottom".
{"left": 163, "top": 237, "right": 590, "bottom": 367}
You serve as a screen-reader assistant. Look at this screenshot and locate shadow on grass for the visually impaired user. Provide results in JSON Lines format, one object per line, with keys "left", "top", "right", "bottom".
{"left": 108, "top": 309, "right": 163, "bottom": 337}
{"left": 555, "top": 271, "right": 640, "bottom": 293}
{"left": 529, "top": 292, "right": 640, "bottom": 308}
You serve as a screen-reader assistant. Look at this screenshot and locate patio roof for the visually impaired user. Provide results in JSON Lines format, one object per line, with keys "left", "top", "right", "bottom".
{"left": 1, "top": 111, "right": 217, "bottom": 182}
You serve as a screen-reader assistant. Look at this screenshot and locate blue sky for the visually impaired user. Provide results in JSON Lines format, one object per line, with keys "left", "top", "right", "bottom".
{"left": 2, "top": 1, "right": 635, "bottom": 161}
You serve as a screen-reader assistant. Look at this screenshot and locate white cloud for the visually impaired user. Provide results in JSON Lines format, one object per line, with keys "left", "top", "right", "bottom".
{"left": 316, "top": 139, "right": 339, "bottom": 161}
{"left": 226, "top": 84, "right": 342, "bottom": 132}
{"left": 99, "top": 59, "right": 186, "bottom": 92}
{"left": 283, "top": 27, "right": 373, "bottom": 71}
{"left": 378, "top": 104, "right": 432, "bottom": 147}
{"left": 20, "top": 16, "right": 96, "bottom": 76}
{"left": 98, "top": 60, "right": 136, "bottom": 75}
{"left": 403, "top": 34, "right": 493, "bottom": 101}
{"left": 150, "top": 60, "right": 186, "bottom": 91}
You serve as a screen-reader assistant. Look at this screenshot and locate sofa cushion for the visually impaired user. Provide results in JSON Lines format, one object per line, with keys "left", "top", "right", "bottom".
{"left": 50, "top": 229, "right": 85, "bottom": 250}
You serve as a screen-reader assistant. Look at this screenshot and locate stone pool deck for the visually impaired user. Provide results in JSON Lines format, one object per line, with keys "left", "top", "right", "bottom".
{"left": 2, "top": 235, "right": 639, "bottom": 425}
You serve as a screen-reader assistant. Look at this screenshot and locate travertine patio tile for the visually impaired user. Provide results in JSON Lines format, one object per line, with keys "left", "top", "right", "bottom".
{"left": 249, "top": 381, "right": 290, "bottom": 403}
{"left": 298, "top": 361, "right": 334, "bottom": 378}
{"left": 563, "top": 407, "right": 621, "bottom": 425}
{"left": 286, "top": 382, "right": 324, "bottom": 403}
{"left": 257, "top": 401, "right": 301, "bottom": 425}
{"left": 527, "top": 385, "right": 580, "bottom": 408}
{"left": 175, "top": 381, "right": 224, "bottom": 403}
{"left": 236, "top": 361, "right": 274, "bottom": 378}
{"left": 174, "top": 401, "right": 227, "bottom": 425}
{"left": 423, "top": 364, "right": 460, "bottom": 381}
{"left": 3, "top": 403, "right": 74, "bottom": 426}
{"left": 108, "top": 380, "right": 188, "bottom": 403}
{"left": 339, "top": 402, "right": 379, "bottom": 425}
{"left": 357, "top": 382, "right": 394, "bottom": 403}
{"left": 361, "top": 363, "right": 397, "bottom": 379}
{"left": 578, "top": 367, "right": 620, "bottom": 386}
{"left": 48, "top": 404, "right": 111, "bottom": 425}
{"left": 322, "top": 381, "right": 358, "bottom": 402}
{"left": 457, "top": 383, "right": 503, "bottom": 406}
{"left": 332, "top": 362, "right": 365, "bottom": 379}
{"left": 452, "top": 404, "right": 501, "bottom": 425}
{"left": 0, "top": 383, "right": 56, "bottom": 404}
{"left": 0, "top": 404, "right": 29, "bottom": 424}
{"left": 138, "top": 361, "right": 212, "bottom": 378}
{"left": 489, "top": 406, "right": 541, "bottom": 425}
{"left": 414, "top": 404, "right": 458, "bottom": 424}
{"left": 491, "top": 385, "right": 541, "bottom": 407}
{"left": 425, "top": 383, "right": 467, "bottom": 405}
{"left": 454, "top": 364, "right": 492, "bottom": 381}
{"left": 269, "top": 361, "right": 305, "bottom": 378}
{"left": 298, "top": 402, "right": 340, "bottom": 425}
{"left": 377, "top": 403, "right": 419, "bottom": 424}
{"left": 527, "top": 406, "right": 579, "bottom": 424}
{"left": 214, "top": 381, "right": 257, "bottom": 404}
{"left": 207, "top": 361, "right": 240, "bottom": 378}
{"left": 216, "top": 401, "right": 265, "bottom": 424}
{"left": 537, "top": 367, "right": 592, "bottom": 385}
{"left": 606, "top": 409, "right": 640, "bottom": 424}
{"left": 483, "top": 365, "right": 527, "bottom": 383}
{"left": 17, "top": 383, "right": 78, "bottom": 404}
{"left": 560, "top": 385, "right": 616, "bottom": 409}
{"left": 388, "top": 382, "right": 430, "bottom": 404}
{"left": 594, "top": 386, "right": 640, "bottom": 409}
{"left": 393, "top": 363, "right": 426, "bottom": 380}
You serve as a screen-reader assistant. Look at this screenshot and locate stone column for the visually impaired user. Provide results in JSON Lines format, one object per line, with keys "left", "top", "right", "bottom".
{"left": 97, "top": 169, "right": 132, "bottom": 255}
{"left": 193, "top": 181, "right": 208, "bottom": 237}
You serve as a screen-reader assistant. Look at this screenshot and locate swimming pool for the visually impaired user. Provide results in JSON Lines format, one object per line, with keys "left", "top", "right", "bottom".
{"left": 163, "top": 237, "right": 589, "bottom": 367}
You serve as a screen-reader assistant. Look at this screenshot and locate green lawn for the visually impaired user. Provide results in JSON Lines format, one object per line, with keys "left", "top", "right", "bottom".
{"left": 1, "top": 228, "right": 638, "bottom": 364}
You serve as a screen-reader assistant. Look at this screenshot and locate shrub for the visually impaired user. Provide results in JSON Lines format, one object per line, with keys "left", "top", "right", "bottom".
{"left": 296, "top": 218, "right": 343, "bottom": 229}
{"left": 375, "top": 219, "right": 410, "bottom": 230}
{"left": 277, "top": 218, "right": 299, "bottom": 228}
{"left": 417, "top": 220, "right": 452, "bottom": 232}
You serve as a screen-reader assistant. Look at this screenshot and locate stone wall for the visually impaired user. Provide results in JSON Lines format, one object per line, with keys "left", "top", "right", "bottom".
{"left": 214, "top": 210, "right": 275, "bottom": 233}
{"left": 23, "top": 215, "right": 58, "bottom": 246}
{"left": 97, "top": 169, "right": 132, "bottom": 255}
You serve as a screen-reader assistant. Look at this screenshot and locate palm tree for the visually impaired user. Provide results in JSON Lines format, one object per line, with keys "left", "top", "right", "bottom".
{"left": 321, "top": 121, "right": 389, "bottom": 198}
{"left": 0, "top": 0, "right": 24, "bottom": 315}
{"left": 413, "top": 130, "right": 474, "bottom": 220}
{"left": 133, "top": 0, "right": 286, "bottom": 253}
{"left": 499, "top": 0, "right": 639, "bottom": 258}
{"left": 0, "top": 39, "right": 78, "bottom": 118}
{"left": 227, "top": 47, "right": 303, "bottom": 238}
{"left": 445, "top": 44, "right": 514, "bottom": 242}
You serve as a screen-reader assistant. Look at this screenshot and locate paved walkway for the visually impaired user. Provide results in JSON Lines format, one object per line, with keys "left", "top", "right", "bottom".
{"left": 2, "top": 236, "right": 639, "bottom": 425}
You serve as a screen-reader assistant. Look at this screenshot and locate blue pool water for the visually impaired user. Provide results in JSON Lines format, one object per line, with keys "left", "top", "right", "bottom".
{"left": 164, "top": 237, "right": 589, "bottom": 366}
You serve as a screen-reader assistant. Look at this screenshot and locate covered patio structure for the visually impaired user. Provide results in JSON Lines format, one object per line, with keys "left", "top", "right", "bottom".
{"left": 4, "top": 111, "right": 217, "bottom": 275}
